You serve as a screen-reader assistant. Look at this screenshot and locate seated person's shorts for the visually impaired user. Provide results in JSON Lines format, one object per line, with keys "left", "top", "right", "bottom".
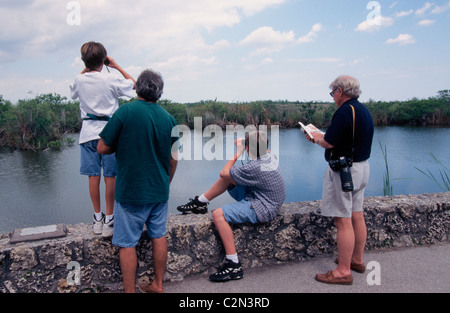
{"left": 221, "top": 184, "right": 259, "bottom": 224}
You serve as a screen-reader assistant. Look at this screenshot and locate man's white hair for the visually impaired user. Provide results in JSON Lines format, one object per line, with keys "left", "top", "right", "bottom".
{"left": 330, "top": 75, "right": 362, "bottom": 99}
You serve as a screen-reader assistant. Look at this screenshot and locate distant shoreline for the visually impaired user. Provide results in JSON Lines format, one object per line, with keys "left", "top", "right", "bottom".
{"left": 1, "top": 92, "right": 449, "bottom": 150}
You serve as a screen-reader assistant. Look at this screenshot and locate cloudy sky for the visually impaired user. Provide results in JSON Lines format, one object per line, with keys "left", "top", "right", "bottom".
{"left": 0, "top": 0, "right": 449, "bottom": 104}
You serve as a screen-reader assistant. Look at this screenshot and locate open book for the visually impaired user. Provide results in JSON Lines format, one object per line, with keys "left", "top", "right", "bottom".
{"left": 298, "top": 122, "right": 325, "bottom": 138}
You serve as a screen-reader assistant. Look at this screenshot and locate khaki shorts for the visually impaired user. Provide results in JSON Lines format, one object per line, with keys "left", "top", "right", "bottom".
{"left": 321, "top": 160, "right": 370, "bottom": 218}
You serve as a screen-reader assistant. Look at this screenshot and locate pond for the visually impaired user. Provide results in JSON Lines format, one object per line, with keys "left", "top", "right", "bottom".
{"left": 0, "top": 126, "right": 448, "bottom": 234}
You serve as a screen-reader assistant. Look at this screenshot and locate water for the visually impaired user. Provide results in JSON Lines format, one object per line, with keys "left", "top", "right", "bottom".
{"left": 0, "top": 127, "right": 449, "bottom": 234}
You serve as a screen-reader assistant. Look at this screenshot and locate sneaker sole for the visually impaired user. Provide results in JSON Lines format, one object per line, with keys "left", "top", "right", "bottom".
{"left": 102, "top": 228, "right": 113, "bottom": 237}
{"left": 177, "top": 208, "right": 192, "bottom": 214}
{"left": 210, "top": 274, "right": 244, "bottom": 282}
{"left": 192, "top": 208, "right": 207, "bottom": 214}
{"left": 93, "top": 225, "right": 103, "bottom": 235}
{"left": 177, "top": 207, "right": 208, "bottom": 214}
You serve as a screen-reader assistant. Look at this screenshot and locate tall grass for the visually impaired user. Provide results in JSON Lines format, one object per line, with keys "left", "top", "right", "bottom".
{"left": 415, "top": 153, "right": 450, "bottom": 192}
{"left": 379, "top": 140, "right": 393, "bottom": 196}
{"left": 378, "top": 141, "right": 449, "bottom": 196}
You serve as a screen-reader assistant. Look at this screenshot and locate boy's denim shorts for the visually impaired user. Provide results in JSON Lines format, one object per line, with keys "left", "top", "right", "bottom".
{"left": 80, "top": 139, "right": 116, "bottom": 177}
{"left": 221, "top": 184, "right": 259, "bottom": 224}
{"left": 112, "top": 201, "right": 168, "bottom": 248}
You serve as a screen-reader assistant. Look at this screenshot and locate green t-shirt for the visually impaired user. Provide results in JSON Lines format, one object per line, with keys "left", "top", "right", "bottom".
{"left": 99, "top": 100, "right": 178, "bottom": 204}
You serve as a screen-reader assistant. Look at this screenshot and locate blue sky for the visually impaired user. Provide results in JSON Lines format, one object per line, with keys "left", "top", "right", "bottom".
{"left": 0, "top": 0, "right": 449, "bottom": 104}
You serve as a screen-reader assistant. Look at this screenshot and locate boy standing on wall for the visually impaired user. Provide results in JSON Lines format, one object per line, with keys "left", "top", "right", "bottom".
{"left": 70, "top": 41, "right": 135, "bottom": 237}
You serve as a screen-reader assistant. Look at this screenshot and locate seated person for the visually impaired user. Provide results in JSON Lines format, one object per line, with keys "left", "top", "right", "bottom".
{"left": 177, "top": 131, "right": 286, "bottom": 282}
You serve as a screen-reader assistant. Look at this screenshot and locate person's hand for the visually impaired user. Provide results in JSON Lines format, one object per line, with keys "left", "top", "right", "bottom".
{"left": 305, "top": 133, "right": 314, "bottom": 143}
{"left": 105, "top": 56, "right": 118, "bottom": 69}
{"left": 235, "top": 138, "right": 246, "bottom": 156}
{"left": 310, "top": 132, "right": 324, "bottom": 144}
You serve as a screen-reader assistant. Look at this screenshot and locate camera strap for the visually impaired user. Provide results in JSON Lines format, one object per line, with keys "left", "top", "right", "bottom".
{"left": 350, "top": 104, "right": 355, "bottom": 159}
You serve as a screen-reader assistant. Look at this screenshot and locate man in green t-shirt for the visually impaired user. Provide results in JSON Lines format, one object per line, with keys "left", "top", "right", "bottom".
{"left": 98, "top": 69, "right": 178, "bottom": 293}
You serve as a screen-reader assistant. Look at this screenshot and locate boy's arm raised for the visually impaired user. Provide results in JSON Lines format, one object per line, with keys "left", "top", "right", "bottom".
{"left": 219, "top": 138, "right": 245, "bottom": 182}
{"left": 105, "top": 56, "right": 136, "bottom": 87}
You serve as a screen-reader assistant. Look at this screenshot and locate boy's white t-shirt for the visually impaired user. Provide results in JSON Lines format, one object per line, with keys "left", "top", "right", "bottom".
{"left": 70, "top": 71, "right": 135, "bottom": 144}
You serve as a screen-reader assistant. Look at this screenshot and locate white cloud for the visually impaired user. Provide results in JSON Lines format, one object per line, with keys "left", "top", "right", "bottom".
{"left": 0, "top": 0, "right": 285, "bottom": 63}
{"left": 70, "top": 57, "right": 84, "bottom": 69}
{"left": 239, "top": 26, "right": 296, "bottom": 56}
{"left": 337, "top": 56, "right": 369, "bottom": 68}
{"left": 239, "top": 23, "right": 322, "bottom": 56}
{"left": 0, "top": 0, "right": 71, "bottom": 59}
{"left": 0, "top": 74, "right": 73, "bottom": 101}
{"left": 297, "top": 23, "right": 323, "bottom": 44}
{"left": 210, "top": 40, "right": 232, "bottom": 51}
{"left": 1, "top": 0, "right": 448, "bottom": 105}
{"left": 431, "top": 1, "right": 450, "bottom": 14}
{"left": 386, "top": 34, "right": 416, "bottom": 45}
{"left": 355, "top": 16, "right": 394, "bottom": 32}
{"left": 413, "top": 1, "right": 450, "bottom": 17}
{"left": 243, "top": 57, "right": 275, "bottom": 70}
{"left": 231, "top": 0, "right": 286, "bottom": 16}
{"left": 240, "top": 26, "right": 296, "bottom": 46}
{"left": 350, "top": 56, "right": 369, "bottom": 65}
{"left": 0, "top": 0, "right": 287, "bottom": 102}
{"left": 416, "top": 2, "right": 433, "bottom": 16}
{"left": 395, "top": 9, "right": 413, "bottom": 17}
{"left": 389, "top": 1, "right": 399, "bottom": 9}
{"left": 288, "top": 57, "right": 341, "bottom": 63}
{"left": 417, "top": 19, "right": 436, "bottom": 26}
{"left": 261, "top": 57, "right": 274, "bottom": 65}
{"left": 153, "top": 54, "right": 218, "bottom": 81}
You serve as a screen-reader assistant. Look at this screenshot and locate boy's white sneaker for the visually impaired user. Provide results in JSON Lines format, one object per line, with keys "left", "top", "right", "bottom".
{"left": 93, "top": 213, "right": 105, "bottom": 235}
{"left": 102, "top": 217, "right": 114, "bottom": 238}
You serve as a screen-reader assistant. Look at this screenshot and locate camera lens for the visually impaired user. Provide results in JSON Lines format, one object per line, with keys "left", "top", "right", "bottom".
{"left": 340, "top": 166, "right": 354, "bottom": 192}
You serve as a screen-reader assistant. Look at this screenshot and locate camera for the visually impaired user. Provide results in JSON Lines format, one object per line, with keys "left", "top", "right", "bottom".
{"left": 329, "top": 157, "right": 354, "bottom": 192}
{"left": 104, "top": 57, "right": 110, "bottom": 66}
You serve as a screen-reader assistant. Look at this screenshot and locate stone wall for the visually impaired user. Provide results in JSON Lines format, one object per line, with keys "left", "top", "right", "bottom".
{"left": 0, "top": 192, "right": 449, "bottom": 293}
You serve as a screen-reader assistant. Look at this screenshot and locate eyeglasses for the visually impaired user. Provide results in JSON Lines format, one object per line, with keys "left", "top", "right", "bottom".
{"left": 330, "top": 87, "right": 344, "bottom": 98}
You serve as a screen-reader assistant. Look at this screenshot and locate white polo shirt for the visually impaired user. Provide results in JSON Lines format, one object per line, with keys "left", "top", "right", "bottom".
{"left": 70, "top": 71, "right": 135, "bottom": 144}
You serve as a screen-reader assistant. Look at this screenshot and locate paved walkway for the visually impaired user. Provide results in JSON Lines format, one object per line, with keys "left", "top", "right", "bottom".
{"left": 164, "top": 242, "right": 450, "bottom": 293}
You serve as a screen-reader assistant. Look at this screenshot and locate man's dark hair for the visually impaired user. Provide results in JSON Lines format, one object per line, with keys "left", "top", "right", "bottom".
{"left": 81, "top": 42, "right": 107, "bottom": 70}
{"left": 136, "top": 69, "right": 164, "bottom": 103}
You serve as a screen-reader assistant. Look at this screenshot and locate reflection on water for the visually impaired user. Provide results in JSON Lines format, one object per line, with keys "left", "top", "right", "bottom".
{"left": 0, "top": 127, "right": 449, "bottom": 233}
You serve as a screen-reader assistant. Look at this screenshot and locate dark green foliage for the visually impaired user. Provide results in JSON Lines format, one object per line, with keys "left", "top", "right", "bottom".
{"left": 0, "top": 93, "right": 81, "bottom": 150}
{"left": 365, "top": 90, "right": 449, "bottom": 126}
{"left": 1, "top": 90, "right": 448, "bottom": 150}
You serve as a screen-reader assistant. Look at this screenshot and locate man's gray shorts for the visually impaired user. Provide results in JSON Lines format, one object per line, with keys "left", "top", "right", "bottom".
{"left": 321, "top": 160, "right": 370, "bottom": 218}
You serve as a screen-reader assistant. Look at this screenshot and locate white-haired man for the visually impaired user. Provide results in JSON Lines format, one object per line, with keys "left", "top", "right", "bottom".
{"left": 308, "top": 75, "right": 374, "bottom": 285}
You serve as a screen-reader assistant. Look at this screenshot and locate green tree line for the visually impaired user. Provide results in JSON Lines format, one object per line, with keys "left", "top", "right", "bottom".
{"left": 0, "top": 94, "right": 81, "bottom": 150}
{"left": 1, "top": 90, "right": 449, "bottom": 150}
